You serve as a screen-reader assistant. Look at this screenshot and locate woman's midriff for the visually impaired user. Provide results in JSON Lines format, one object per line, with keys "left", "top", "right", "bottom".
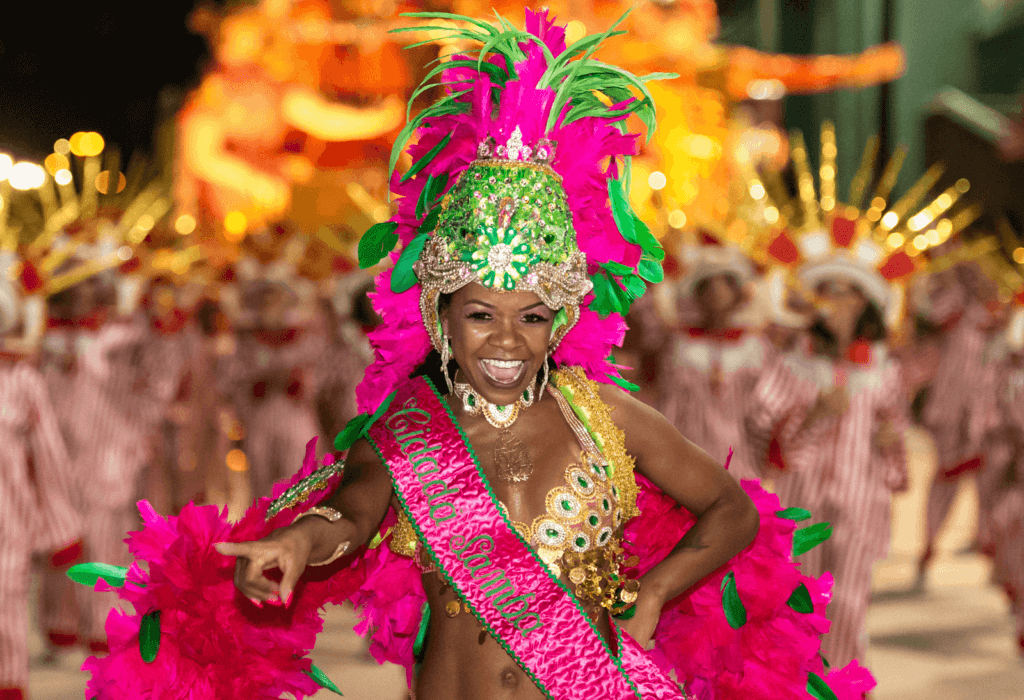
{"left": 415, "top": 574, "right": 615, "bottom": 700}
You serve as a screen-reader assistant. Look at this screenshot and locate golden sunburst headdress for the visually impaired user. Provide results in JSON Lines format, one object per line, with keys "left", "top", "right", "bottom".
{"left": 750, "top": 122, "right": 981, "bottom": 330}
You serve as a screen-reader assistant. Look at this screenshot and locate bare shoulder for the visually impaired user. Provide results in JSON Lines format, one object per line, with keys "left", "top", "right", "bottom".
{"left": 595, "top": 381, "right": 673, "bottom": 435}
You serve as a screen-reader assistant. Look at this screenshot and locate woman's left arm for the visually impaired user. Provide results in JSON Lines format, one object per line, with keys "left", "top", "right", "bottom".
{"left": 601, "top": 385, "right": 760, "bottom": 645}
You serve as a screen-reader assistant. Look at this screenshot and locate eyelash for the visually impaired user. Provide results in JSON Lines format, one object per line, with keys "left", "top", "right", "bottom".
{"left": 464, "top": 312, "right": 550, "bottom": 324}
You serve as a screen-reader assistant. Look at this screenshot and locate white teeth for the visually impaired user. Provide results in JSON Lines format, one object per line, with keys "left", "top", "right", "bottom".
{"left": 483, "top": 359, "right": 524, "bottom": 368}
{"left": 480, "top": 359, "right": 525, "bottom": 384}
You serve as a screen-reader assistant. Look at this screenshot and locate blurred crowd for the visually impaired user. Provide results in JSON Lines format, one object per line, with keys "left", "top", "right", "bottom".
{"left": 0, "top": 264, "right": 381, "bottom": 686}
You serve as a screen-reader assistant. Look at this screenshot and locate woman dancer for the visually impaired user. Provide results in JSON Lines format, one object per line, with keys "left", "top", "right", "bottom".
{"left": 77, "top": 12, "right": 875, "bottom": 700}
{"left": 751, "top": 254, "right": 909, "bottom": 669}
{"left": 657, "top": 242, "right": 772, "bottom": 482}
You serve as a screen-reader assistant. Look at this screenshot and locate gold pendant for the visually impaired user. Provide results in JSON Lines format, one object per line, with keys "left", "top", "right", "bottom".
{"left": 493, "top": 428, "right": 534, "bottom": 482}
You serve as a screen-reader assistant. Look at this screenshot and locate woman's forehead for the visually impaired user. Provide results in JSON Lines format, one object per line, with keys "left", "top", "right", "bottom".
{"left": 452, "top": 283, "right": 547, "bottom": 309}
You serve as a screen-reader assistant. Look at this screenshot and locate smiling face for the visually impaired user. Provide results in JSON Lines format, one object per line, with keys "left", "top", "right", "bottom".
{"left": 441, "top": 283, "right": 555, "bottom": 407}
{"left": 815, "top": 278, "right": 868, "bottom": 340}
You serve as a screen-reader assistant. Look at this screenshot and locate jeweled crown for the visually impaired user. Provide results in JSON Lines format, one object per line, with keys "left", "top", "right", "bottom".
{"left": 476, "top": 126, "right": 557, "bottom": 166}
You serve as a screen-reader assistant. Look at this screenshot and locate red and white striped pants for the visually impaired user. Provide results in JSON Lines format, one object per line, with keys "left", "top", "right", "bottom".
{"left": 0, "top": 535, "right": 31, "bottom": 691}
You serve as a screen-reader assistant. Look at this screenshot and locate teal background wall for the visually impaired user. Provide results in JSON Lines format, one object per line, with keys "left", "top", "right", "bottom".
{"left": 718, "top": 0, "right": 1024, "bottom": 201}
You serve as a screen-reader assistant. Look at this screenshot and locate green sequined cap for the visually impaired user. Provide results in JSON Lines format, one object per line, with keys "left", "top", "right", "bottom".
{"left": 435, "top": 160, "right": 576, "bottom": 289}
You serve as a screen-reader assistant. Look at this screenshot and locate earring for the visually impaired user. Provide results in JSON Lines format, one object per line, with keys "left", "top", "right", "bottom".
{"left": 539, "top": 356, "right": 550, "bottom": 400}
{"left": 522, "top": 381, "right": 536, "bottom": 407}
{"left": 440, "top": 335, "right": 454, "bottom": 393}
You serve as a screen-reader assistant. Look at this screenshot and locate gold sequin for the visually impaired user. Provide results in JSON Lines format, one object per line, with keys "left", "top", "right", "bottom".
{"left": 446, "top": 600, "right": 462, "bottom": 617}
{"left": 569, "top": 567, "right": 587, "bottom": 584}
{"left": 389, "top": 510, "right": 420, "bottom": 557}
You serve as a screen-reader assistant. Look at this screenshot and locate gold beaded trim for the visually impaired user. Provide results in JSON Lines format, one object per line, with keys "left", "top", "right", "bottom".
{"left": 551, "top": 367, "right": 639, "bottom": 520}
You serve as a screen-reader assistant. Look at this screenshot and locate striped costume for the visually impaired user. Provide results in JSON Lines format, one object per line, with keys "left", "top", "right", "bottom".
{"left": 986, "top": 347, "right": 1024, "bottom": 651}
{"left": 0, "top": 362, "right": 82, "bottom": 695}
{"left": 171, "top": 326, "right": 234, "bottom": 512}
{"left": 47, "top": 318, "right": 186, "bottom": 646}
{"left": 309, "top": 316, "right": 374, "bottom": 447}
{"left": 660, "top": 327, "right": 774, "bottom": 481}
{"left": 748, "top": 341, "right": 909, "bottom": 668}
{"left": 219, "top": 327, "right": 320, "bottom": 499}
{"left": 919, "top": 301, "right": 992, "bottom": 560}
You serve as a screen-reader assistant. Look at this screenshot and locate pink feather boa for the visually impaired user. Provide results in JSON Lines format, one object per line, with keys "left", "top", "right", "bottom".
{"left": 82, "top": 439, "right": 875, "bottom": 699}
{"left": 623, "top": 473, "right": 876, "bottom": 700}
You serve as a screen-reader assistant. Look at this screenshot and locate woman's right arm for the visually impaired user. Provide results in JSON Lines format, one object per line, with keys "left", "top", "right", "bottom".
{"left": 214, "top": 437, "right": 393, "bottom": 606}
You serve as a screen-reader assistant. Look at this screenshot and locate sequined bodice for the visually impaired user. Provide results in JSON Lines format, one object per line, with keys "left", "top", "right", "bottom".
{"left": 504, "top": 450, "right": 622, "bottom": 554}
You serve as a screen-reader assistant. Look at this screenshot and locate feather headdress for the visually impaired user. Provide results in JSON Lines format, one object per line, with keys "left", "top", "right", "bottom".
{"left": 354, "top": 8, "right": 675, "bottom": 410}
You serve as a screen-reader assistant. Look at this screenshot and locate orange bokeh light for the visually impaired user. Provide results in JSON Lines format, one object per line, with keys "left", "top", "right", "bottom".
{"left": 95, "top": 170, "right": 127, "bottom": 194}
{"left": 44, "top": 153, "right": 70, "bottom": 175}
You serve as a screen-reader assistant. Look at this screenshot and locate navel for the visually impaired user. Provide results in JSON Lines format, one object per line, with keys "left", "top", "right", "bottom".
{"left": 498, "top": 665, "right": 520, "bottom": 689}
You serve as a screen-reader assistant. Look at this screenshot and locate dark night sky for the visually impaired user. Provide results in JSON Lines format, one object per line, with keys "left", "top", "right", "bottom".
{"left": 0, "top": 1, "right": 212, "bottom": 161}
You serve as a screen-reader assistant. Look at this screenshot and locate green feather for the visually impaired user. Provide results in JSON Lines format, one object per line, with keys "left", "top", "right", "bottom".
{"left": 305, "top": 663, "right": 344, "bottom": 696}
{"left": 67, "top": 563, "right": 129, "bottom": 589}
{"left": 786, "top": 583, "right": 814, "bottom": 613}
{"left": 589, "top": 271, "right": 617, "bottom": 318}
{"left": 621, "top": 273, "right": 646, "bottom": 300}
{"left": 547, "top": 8, "right": 633, "bottom": 133}
{"left": 397, "top": 12, "right": 501, "bottom": 37}
{"left": 334, "top": 414, "right": 371, "bottom": 451}
{"left": 793, "top": 522, "right": 833, "bottom": 557}
{"left": 388, "top": 95, "right": 469, "bottom": 179}
{"left": 634, "top": 217, "right": 665, "bottom": 260}
{"left": 538, "top": 30, "right": 628, "bottom": 87}
{"left": 638, "top": 257, "right": 664, "bottom": 284}
{"left": 368, "top": 390, "right": 398, "bottom": 426}
{"left": 391, "top": 233, "right": 430, "bottom": 293}
{"left": 603, "top": 261, "right": 633, "bottom": 276}
{"left": 610, "top": 373, "right": 640, "bottom": 392}
{"left": 357, "top": 222, "right": 399, "bottom": 269}
{"left": 416, "top": 173, "right": 449, "bottom": 219}
{"left": 720, "top": 571, "right": 747, "bottom": 629}
{"left": 413, "top": 601, "right": 431, "bottom": 658}
{"left": 608, "top": 178, "right": 638, "bottom": 244}
{"left": 139, "top": 610, "right": 161, "bottom": 663}
{"left": 401, "top": 132, "right": 454, "bottom": 184}
{"left": 776, "top": 507, "right": 812, "bottom": 522}
{"left": 417, "top": 206, "right": 442, "bottom": 234}
{"left": 806, "top": 672, "right": 838, "bottom": 700}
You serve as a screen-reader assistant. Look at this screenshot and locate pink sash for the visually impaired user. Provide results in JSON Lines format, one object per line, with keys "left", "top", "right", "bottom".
{"left": 366, "top": 377, "right": 686, "bottom": 700}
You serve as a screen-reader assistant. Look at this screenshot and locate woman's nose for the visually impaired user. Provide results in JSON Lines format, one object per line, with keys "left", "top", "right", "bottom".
{"left": 490, "top": 320, "right": 522, "bottom": 349}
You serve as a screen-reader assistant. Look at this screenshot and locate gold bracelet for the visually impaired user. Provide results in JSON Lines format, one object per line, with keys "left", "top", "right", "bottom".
{"left": 292, "top": 507, "right": 351, "bottom": 566}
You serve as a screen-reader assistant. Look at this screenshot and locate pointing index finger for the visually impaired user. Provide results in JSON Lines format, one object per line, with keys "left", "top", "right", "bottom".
{"left": 214, "top": 541, "right": 253, "bottom": 558}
